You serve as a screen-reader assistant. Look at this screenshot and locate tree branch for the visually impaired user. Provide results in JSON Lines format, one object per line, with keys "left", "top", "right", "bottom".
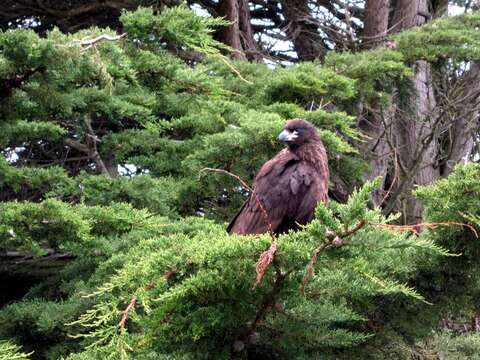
{"left": 301, "top": 219, "right": 368, "bottom": 292}
{"left": 118, "top": 296, "right": 137, "bottom": 329}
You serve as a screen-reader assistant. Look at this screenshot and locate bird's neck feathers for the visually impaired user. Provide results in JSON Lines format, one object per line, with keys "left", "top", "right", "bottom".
{"left": 289, "top": 140, "right": 329, "bottom": 174}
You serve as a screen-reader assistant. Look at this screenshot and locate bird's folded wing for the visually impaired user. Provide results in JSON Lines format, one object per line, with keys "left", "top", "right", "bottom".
{"left": 228, "top": 154, "right": 325, "bottom": 234}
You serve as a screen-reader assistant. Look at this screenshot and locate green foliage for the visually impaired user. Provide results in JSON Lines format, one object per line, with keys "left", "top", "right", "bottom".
{"left": 0, "top": 158, "right": 72, "bottom": 201}
{"left": 335, "top": 164, "right": 480, "bottom": 359}
{"left": 32, "top": 181, "right": 445, "bottom": 359}
{"left": 48, "top": 172, "right": 180, "bottom": 217}
{"left": 0, "top": 300, "right": 89, "bottom": 359}
{"left": 416, "top": 163, "right": 480, "bottom": 256}
{"left": 325, "top": 49, "right": 412, "bottom": 106}
{"left": 0, "top": 340, "right": 32, "bottom": 360}
{"left": 394, "top": 12, "right": 480, "bottom": 62}
{"left": 265, "top": 63, "right": 356, "bottom": 106}
{"left": 1, "top": 5, "right": 480, "bottom": 360}
{"left": 0, "top": 120, "right": 66, "bottom": 148}
{"left": 414, "top": 328, "right": 480, "bottom": 360}
{"left": 0, "top": 200, "right": 157, "bottom": 255}
{"left": 120, "top": 6, "right": 229, "bottom": 54}
{"left": 413, "top": 164, "right": 480, "bottom": 316}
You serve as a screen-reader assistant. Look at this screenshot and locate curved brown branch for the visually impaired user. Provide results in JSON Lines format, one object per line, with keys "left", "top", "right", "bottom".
{"left": 118, "top": 296, "right": 137, "bottom": 329}
{"left": 374, "top": 221, "right": 479, "bottom": 238}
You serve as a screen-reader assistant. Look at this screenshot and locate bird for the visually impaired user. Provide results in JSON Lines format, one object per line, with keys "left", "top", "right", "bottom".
{"left": 227, "top": 118, "right": 329, "bottom": 235}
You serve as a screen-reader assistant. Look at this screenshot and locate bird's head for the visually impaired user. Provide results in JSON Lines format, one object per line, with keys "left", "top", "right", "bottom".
{"left": 278, "top": 119, "right": 320, "bottom": 148}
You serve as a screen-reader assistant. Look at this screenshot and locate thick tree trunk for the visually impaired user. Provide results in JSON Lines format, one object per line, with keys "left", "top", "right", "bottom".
{"left": 360, "top": 101, "right": 396, "bottom": 206}
{"left": 363, "top": 0, "right": 477, "bottom": 222}
{"left": 281, "top": 0, "right": 327, "bottom": 61}
{"left": 394, "top": 59, "right": 439, "bottom": 223}
{"left": 103, "top": 152, "right": 120, "bottom": 177}
{"left": 445, "top": 61, "right": 480, "bottom": 175}
{"left": 362, "top": 0, "right": 390, "bottom": 49}
{"left": 362, "top": 0, "right": 444, "bottom": 222}
{"left": 388, "top": 0, "right": 438, "bottom": 222}
{"left": 390, "top": 0, "right": 430, "bottom": 33}
{"left": 216, "top": 0, "right": 262, "bottom": 61}
{"left": 238, "top": 0, "right": 261, "bottom": 60}
{"left": 358, "top": 0, "right": 392, "bottom": 206}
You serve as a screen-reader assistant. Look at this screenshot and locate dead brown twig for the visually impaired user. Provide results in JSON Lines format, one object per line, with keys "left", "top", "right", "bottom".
{"left": 118, "top": 296, "right": 136, "bottom": 329}
{"left": 374, "top": 221, "right": 478, "bottom": 237}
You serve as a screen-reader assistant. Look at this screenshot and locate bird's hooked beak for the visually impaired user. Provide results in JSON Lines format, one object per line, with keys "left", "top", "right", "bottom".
{"left": 278, "top": 129, "right": 298, "bottom": 143}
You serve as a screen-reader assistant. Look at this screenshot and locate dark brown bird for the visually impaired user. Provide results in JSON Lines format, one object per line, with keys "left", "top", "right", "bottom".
{"left": 228, "top": 119, "right": 329, "bottom": 235}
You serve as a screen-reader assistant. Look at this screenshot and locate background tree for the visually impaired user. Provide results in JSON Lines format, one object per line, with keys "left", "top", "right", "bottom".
{"left": 2, "top": 0, "right": 478, "bottom": 222}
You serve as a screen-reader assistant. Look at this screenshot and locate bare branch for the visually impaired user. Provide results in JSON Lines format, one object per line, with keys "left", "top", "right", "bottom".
{"left": 77, "top": 32, "right": 127, "bottom": 51}
{"left": 84, "top": 114, "right": 112, "bottom": 176}
{"left": 118, "top": 296, "right": 137, "bottom": 329}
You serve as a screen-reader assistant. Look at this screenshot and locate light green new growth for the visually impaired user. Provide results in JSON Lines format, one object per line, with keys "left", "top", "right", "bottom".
{"left": 0, "top": 340, "right": 32, "bottom": 360}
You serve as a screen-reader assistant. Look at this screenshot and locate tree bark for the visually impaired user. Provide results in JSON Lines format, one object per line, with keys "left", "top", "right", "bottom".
{"left": 362, "top": 0, "right": 390, "bottom": 49}
{"left": 362, "top": 0, "right": 442, "bottom": 222}
{"left": 103, "top": 152, "right": 120, "bottom": 177}
{"left": 445, "top": 61, "right": 480, "bottom": 175}
{"left": 393, "top": 60, "right": 439, "bottom": 223}
{"left": 363, "top": 0, "right": 477, "bottom": 223}
{"left": 358, "top": 0, "right": 393, "bottom": 206}
{"left": 216, "top": 0, "right": 262, "bottom": 61}
{"left": 387, "top": 0, "right": 438, "bottom": 223}
{"left": 390, "top": 0, "right": 429, "bottom": 32}
{"left": 238, "top": 0, "right": 262, "bottom": 60}
{"left": 281, "top": 0, "right": 327, "bottom": 61}
{"left": 360, "top": 101, "right": 396, "bottom": 206}
{"left": 64, "top": 115, "right": 118, "bottom": 177}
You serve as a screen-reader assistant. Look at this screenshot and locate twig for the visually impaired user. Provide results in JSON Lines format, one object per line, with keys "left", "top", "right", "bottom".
{"left": 118, "top": 296, "right": 136, "bottom": 329}
{"left": 84, "top": 114, "right": 111, "bottom": 176}
{"left": 217, "top": 55, "right": 253, "bottom": 84}
{"left": 251, "top": 267, "right": 286, "bottom": 331}
{"left": 254, "top": 240, "right": 277, "bottom": 287}
{"left": 341, "top": 219, "right": 369, "bottom": 238}
{"left": 301, "top": 219, "right": 368, "bottom": 292}
{"left": 301, "top": 241, "right": 331, "bottom": 294}
{"left": 374, "top": 221, "right": 478, "bottom": 237}
{"left": 77, "top": 33, "right": 127, "bottom": 51}
{"left": 200, "top": 168, "right": 253, "bottom": 192}
{"left": 200, "top": 167, "right": 275, "bottom": 238}
{"left": 233, "top": 266, "right": 288, "bottom": 354}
